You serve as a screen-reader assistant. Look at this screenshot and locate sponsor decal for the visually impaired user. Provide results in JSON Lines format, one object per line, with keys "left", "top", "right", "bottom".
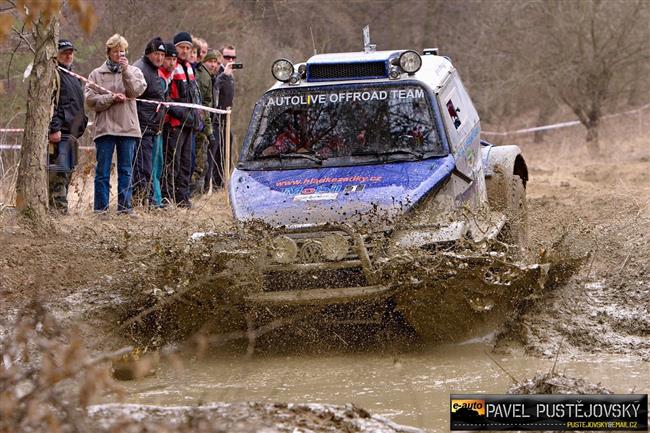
{"left": 265, "top": 89, "right": 425, "bottom": 106}
{"left": 344, "top": 184, "right": 365, "bottom": 193}
{"left": 283, "top": 185, "right": 342, "bottom": 196}
{"left": 293, "top": 192, "right": 338, "bottom": 201}
{"left": 275, "top": 176, "right": 382, "bottom": 187}
{"left": 450, "top": 394, "right": 647, "bottom": 431}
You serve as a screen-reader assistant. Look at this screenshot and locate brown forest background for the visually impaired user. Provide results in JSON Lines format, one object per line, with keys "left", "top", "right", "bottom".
{"left": 1, "top": 0, "right": 649, "bottom": 150}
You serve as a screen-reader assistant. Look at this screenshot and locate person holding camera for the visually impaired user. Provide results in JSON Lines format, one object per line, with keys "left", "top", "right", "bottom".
{"left": 85, "top": 33, "right": 147, "bottom": 215}
{"left": 208, "top": 44, "right": 239, "bottom": 190}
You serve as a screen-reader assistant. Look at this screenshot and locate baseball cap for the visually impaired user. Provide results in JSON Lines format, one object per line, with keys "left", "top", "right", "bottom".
{"left": 58, "top": 39, "right": 76, "bottom": 52}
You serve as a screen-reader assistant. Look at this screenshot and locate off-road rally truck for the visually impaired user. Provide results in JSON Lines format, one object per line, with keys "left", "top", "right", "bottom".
{"left": 223, "top": 45, "right": 538, "bottom": 340}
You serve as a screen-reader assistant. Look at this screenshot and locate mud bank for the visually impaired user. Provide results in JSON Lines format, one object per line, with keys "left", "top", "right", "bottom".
{"left": 88, "top": 402, "right": 424, "bottom": 433}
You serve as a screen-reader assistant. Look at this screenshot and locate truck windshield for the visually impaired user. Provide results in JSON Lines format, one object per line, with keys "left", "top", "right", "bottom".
{"left": 242, "top": 84, "right": 444, "bottom": 167}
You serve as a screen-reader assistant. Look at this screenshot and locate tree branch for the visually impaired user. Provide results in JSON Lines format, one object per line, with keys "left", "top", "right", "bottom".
{"left": 11, "top": 25, "right": 35, "bottom": 54}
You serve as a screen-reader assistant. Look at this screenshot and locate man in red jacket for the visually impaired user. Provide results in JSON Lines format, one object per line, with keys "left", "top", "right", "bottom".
{"left": 161, "top": 31, "right": 202, "bottom": 208}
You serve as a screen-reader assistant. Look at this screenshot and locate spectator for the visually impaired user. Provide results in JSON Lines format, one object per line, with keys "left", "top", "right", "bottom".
{"left": 85, "top": 34, "right": 147, "bottom": 215}
{"left": 161, "top": 31, "right": 201, "bottom": 208}
{"left": 191, "top": 47, "right": 216, "bottom": 196}
{"left": 132, "top": 37, "right": 166, "bottom": 207}
{"left": 202, "top": 50, "right": 223, "bottom": 191}
{"left": 151, "top": 42, "right": 178, "bottom": 207}
{"left": 210, "top": 44, "right": 237, "bottom": 189}
{"left": 193, "top": 37, "right": 208, "bottom": 63}
{"left": 48, "top": 39, "right": 88, "bottom": 213}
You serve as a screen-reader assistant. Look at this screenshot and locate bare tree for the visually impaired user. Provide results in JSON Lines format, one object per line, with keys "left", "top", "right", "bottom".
{"left": 1, "top": 0, "right": 95, "bottom": 223}
{"left": 508, "top": 0, "right": 650, "bottom": 155}
{"left": 14, "top": 14, "right": 58, "bottom": 222}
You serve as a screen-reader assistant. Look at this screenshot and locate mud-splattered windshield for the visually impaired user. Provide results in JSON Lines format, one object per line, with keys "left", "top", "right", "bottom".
{"left": 241, "top": 84, "right": 444, "bottom": 168}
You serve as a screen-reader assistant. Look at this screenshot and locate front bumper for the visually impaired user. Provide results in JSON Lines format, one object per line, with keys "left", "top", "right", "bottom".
{"left": 244, "top": 224, "right": 387, "bottom": 305}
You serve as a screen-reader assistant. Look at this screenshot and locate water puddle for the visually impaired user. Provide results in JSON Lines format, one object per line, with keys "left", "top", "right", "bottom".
{"left": 116, "top": 343, "right": 648, "bottom": 432}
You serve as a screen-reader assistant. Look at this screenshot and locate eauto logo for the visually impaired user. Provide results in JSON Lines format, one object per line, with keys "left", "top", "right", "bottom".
{"left": 450, "top": 399, "right": 486, "bottom": 419}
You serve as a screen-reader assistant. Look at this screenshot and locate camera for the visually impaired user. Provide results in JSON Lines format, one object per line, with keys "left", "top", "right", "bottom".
{"left": 232, "top": 63, "right": 243, "bottom": 70}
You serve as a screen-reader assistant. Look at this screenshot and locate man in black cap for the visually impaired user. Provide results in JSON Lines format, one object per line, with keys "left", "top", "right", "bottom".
{"left": 132, "top": 36, "right": 166, "bottom": 207}
{"left": 48, "top": 39, "right": 88, "bottom": 213}
{"left": 161, "top": 31, "right": 202, "bottom": 208}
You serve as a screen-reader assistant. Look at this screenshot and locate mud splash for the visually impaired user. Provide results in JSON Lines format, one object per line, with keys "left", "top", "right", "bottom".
{"left": 112, "top": 217, "right": 588, "bottom": 353}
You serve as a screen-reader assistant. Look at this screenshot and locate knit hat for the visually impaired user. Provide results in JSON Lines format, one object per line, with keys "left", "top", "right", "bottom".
{"left": 202, "top": 50, "right": 219, "bottom": 62}
{"left": 173, "top": 32, "right": 193, "bottom": 47}
{"left": 164, "top": 42, "right": 177, "bottom": 58}
{"left": 145, "top": 36, "right": 166, "bottom": 55}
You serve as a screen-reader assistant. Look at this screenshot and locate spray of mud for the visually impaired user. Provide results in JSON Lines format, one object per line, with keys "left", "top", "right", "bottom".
{"left": 110, "top": 214, "right": 589, "bottom": 356}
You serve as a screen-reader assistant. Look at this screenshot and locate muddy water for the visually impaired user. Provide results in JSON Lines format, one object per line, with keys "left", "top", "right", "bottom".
{"left": 118, "top": 341, "right": 648, "bottom": 432}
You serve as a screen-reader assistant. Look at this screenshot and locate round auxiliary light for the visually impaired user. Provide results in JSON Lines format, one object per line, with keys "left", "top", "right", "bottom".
{"left": 272, "top": 59, "right": 294, "bottom": 82}
{"left": 321, "top": 233, "right": 350, "bottom": 261}
{"left": 272, "top": 235, "right": 298, "bottom": 264}
{"left": 399, "top": 50, "right": 422, "bottom": 74}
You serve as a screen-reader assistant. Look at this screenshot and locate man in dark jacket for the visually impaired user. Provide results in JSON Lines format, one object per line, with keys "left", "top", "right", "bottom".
{"left": 48, "top": 39, "right": 88, "bottom": 213}
{"left": 133, "top": 37, "right": 166, "bottom": 206}
{"left": 209, "top": 44, "right": 237, "bottom": 190}
{"left": 162, "top": 31, "right": 202, "bottom": 208}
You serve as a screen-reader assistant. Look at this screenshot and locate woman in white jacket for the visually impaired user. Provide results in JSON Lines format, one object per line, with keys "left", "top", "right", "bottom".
{"left": 85, "top": 33, "right": 147, "bottom": 214}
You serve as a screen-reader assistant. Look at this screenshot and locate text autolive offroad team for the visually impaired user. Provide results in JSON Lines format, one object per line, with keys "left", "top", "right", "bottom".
{"left": 49, "top": 32, "right": 238, "bottom": 215}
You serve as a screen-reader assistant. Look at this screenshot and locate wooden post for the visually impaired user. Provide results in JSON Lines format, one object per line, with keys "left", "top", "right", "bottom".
{"left": 224, "top": 110, "right": 231, "bottom": 206}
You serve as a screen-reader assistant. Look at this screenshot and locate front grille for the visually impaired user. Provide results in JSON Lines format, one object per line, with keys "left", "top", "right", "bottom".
{"left": 307, "top": 61, "right": 387, "bottom": 81}
{"left": 275, "top": 231, "right": 372, "bottom": 264}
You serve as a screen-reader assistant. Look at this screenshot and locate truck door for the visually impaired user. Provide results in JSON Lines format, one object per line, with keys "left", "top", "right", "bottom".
{"left": 438, "top": 72, "right": 485, "bottom": 207}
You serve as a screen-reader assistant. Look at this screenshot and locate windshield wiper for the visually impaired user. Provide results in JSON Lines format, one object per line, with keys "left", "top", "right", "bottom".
{"left": 352, "top": 148, "right": 423, "bottom": 159}
{"left": 261, "top": 153, "right": 323, "bottom": 164}
{"left": 383, "top": 149, "right": 423, "bottom": 158}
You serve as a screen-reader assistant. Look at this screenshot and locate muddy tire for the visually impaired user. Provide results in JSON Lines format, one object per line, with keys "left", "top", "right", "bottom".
{"left": 487, "top": 172, "right": 527, "bottom": 247}
{"left": 502, "top": 176, "right": 528, "bottom": 246}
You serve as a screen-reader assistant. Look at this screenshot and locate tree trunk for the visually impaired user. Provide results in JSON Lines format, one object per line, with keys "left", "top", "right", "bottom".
{"left": 14, "top": 15, "right": 59, "bottom": 223}
{"left": 585, "top": 120, "right": 600, "bottom": 157}
{"left": 533, "top": 103, "right": 556, "bottom": 144}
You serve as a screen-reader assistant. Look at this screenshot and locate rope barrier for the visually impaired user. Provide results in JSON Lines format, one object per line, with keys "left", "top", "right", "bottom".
{"left": 482, "top": 103, "right": 650, "bottom": 137}
{"left": 59, "top": 66, "right": 231, "bottom": 115}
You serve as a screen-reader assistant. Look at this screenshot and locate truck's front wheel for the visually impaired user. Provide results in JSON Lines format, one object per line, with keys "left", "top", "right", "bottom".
{"left": 502, "top": 175, "right": 528, "bottom": 246}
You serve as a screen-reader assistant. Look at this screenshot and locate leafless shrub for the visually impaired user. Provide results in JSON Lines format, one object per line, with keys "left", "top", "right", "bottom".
{"left": 0, "top": 302, "right": 128, "bottom": 433}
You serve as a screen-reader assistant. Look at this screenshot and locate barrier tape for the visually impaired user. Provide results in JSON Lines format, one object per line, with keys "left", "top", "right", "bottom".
{"left": 60, "top": 66, "right": 231, "bottom": 115}
{"left": 0, "top": 65, "right": 231, "bottom": 135}
{"left": 0, "top": 144, "right": 95, "bottom": 150}
{"left": 482, "top": 102, "right": 650, "bottom": 137}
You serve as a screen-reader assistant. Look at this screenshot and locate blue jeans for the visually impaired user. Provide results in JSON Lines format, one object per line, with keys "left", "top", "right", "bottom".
{"left": 94, "top": 135, "right": 135, "bottom": 212}
{"left": 151, "top": 134, "right": 163, "bottom": 206}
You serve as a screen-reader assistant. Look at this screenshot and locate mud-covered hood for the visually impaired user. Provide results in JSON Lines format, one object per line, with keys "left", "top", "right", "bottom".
{"left": 229, "top": 155, "right": 455, "bottom": 228}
